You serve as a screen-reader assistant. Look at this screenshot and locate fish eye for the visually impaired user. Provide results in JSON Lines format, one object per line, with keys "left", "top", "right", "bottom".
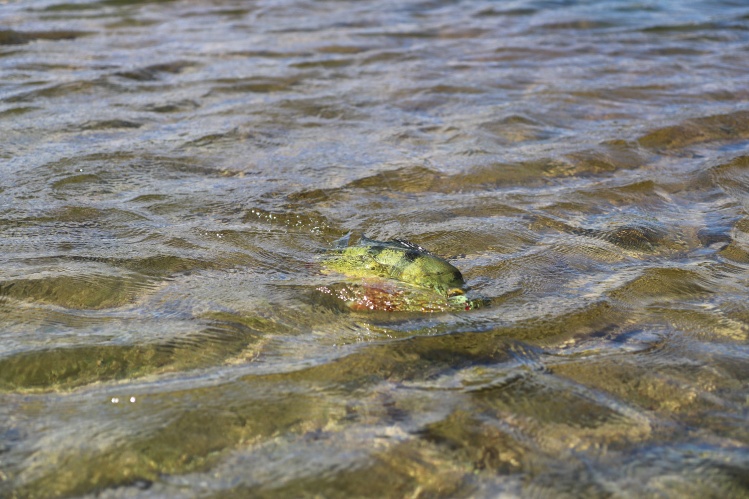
{"left": 447, "top": 288, "right": 465, "bottom": 297}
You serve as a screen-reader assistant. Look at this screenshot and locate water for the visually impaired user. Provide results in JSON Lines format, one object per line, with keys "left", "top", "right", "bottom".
{"left": 1, "top": 0, "right": 749, "bottom": 496}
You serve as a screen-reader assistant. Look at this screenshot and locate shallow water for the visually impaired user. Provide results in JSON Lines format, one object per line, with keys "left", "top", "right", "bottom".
{"left": 1, "top": 0, "right": 749, "bottom": 497}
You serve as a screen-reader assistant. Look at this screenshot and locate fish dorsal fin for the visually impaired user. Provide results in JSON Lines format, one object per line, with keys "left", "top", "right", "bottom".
{"left": 359, "top": 234, "right": 379, "bottom": 246}
{"left": 357, "top": 236, "right": 438, "bottom": 258}
{"left": 332, "top": 232, "right": 352, "bottom": 249}
{"left": 390, "top": 238, "right": 434, "bottom": 256}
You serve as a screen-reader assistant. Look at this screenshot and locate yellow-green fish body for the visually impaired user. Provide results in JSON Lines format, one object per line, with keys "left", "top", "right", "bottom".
{"left": 321, "top": 234, "right": 482, "bottom": 312}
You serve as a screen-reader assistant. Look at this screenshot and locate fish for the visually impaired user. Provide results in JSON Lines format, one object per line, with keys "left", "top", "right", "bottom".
{"left": 320, "top": 234, "right": 483, "bottom": 312}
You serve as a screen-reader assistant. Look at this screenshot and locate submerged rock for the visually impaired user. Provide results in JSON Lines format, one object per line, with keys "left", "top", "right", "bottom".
{"left": 319, "top": 234, "right": 484, "bottom": 312}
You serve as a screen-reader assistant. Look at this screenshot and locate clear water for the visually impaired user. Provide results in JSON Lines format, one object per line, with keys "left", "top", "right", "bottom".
{"left": 1, "top": 0, "right": 749, "bottom": 497}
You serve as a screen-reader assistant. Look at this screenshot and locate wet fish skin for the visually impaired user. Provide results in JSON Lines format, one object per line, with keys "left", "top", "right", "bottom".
{"left": 318, "top": 278, "right": 483, "bottom": 313}
{"left": 323, "top": 235, "right": 466, "bottom": 296}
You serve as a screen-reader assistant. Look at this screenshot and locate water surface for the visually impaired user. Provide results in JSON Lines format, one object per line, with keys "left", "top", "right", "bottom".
{"left": 1, "top": 0, "right": 749, "bottom": 497}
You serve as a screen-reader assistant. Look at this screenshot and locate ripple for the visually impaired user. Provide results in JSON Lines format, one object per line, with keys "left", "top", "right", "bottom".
{"left": 0, "top": 320, "right": 261, "bottom": 393}
{"left": 205, "top": 76, "right": 301, "bottom": 95}
{"left": 526, "top": 442, "right": 749, "bottom": 498}
{"left": 479, "top": 114, "right": 560, "bottom": 144}
{"left": 608, "top": 267, "right": 715, "bottom": 306}
{"left": 114, "top": 60, "right": 198, "bottom": 82}
{"left": 709, "top": 155, "right": 749, "bottom": 207}
{"left": 550, "top": 331, "right": 743, "bottom": 422}
{"left": 2, "top": 0, "right": 749, "bottom": 496}
{"left": 0, "top": 29, "right": 91, "bottom": 45}
{"left": 0, "top": 271, "right": 159, "bottom": 310}
{"left": 638, "top": 111, "right": 749, "bottom": 151}
{"left": 79, "top": 119, "right": 143, "bottom": 130}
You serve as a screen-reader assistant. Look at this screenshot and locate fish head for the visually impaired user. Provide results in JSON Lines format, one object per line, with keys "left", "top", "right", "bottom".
{"left": 398, "top": 253, "right": 466, "bottom": 294}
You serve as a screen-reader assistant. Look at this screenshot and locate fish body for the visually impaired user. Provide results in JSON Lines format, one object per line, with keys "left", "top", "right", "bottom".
{"left": 324, "top": 235, "right": 465, "bottom": 295}
{"left": 320, "top": 234, "right": 482, "bottom": 312}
